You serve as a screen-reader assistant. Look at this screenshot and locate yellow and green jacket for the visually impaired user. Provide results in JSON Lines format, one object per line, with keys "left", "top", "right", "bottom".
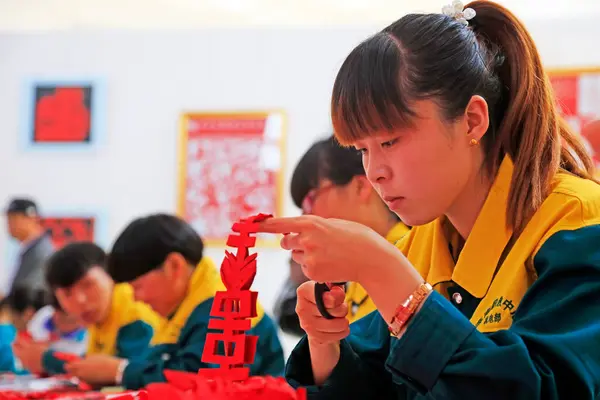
{"left": 122, "top": 257, "right": 285, "bottom": 390}
{"left": 43, "top": 284, "right": 163, "bottom": 374}
{"left": 345, "top": 221, "right": 410, "bottom": 323}
{"left": 286, "top": 156, "right": 600, "bottom": 399}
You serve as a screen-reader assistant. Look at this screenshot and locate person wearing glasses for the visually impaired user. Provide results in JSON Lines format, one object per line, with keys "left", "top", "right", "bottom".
{"left": 289, "top": 135, "right": 410, "bottom": 324}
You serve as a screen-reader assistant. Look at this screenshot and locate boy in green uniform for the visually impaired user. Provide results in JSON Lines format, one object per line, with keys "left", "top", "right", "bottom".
{"left": 15, "top": 242, "right": 162, "bottom": 380}
{"left": 70, "top": 214, "right": 284, "bottom": 389}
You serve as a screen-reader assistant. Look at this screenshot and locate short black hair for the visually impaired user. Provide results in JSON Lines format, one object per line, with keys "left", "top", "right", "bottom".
{"left": 46, "top": 241, "right": 107, "bottom": 289}
{"left": 108, "top": 213, "right": 204, "bottom": 283}
{"left": 290, "top": 135, "right": 365, "bottom": 208}
{"left": 4, "top": 286, "right": 50, "bottom": 314}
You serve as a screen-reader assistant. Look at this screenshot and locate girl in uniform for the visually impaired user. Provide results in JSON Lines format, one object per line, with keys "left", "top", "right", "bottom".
{"left": 258, "top": 1, "right": 600, "bottom": 398}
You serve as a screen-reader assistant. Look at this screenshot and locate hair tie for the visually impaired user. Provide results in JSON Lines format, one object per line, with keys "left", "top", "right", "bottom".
{"left": 442, "top": 0, "right": 476, "bottom": 26}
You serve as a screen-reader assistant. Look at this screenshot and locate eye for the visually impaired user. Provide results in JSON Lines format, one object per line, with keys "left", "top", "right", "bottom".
{"left": 381, "top": 138, "right": 398, "bottom": 148}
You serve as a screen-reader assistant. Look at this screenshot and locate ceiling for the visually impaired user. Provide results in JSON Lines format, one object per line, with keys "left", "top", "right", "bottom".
{"left": 0, "top": 0, "right": 598, "bottom": 30}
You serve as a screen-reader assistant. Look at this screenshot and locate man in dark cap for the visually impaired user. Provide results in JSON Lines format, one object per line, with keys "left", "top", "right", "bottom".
{"left": 4, "top": 198, "right": 54, "bottom": 297}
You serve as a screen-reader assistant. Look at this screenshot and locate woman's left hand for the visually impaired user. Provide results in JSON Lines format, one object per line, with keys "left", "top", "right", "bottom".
{"left": 258, "top": 215, "right": 403, "bottom": 284}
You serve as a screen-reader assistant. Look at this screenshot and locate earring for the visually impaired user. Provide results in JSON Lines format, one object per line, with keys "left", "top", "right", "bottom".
{"left": 470, "top": 138, "right": 478, "bottom": 146}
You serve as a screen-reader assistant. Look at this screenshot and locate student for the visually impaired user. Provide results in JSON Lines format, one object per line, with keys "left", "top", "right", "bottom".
{"left": 67, "top": 213, "right": 284, "bottom": 389}
{"left": 273, "top": 258, "right": 307, "bottom": 336}
{"left": 256, "top": 1, "right": 600, "bottom": 399}
{"left": 0, "top": 299, "right": 17, "bottom": 372}
{"left": 39, "top": 242, "right": 163, "bottom": 377}
{"left": 289, "top": 135, "right": 410, "bottom": 323}
{"left": 27, "top": 296, "right": 88, "bottom": 356}
{"left": 0, "top": 286, "right": 49, "bottom": 373}
{"left": 4, "top": 286, "right": 49, "bottom": 332}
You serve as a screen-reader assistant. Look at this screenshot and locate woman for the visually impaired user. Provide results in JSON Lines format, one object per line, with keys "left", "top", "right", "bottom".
{"left": 258, "top": 1, "right": 600, "bottom": 399}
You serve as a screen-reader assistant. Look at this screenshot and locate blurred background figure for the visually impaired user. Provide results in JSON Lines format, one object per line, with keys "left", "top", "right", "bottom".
{"left": 26, "top": 294, "right": 87, "bottom": 355}
{"left": 0, "top": 285, "right": 50, "bottom": 373}
{"left": 273, "top": 257, "right": 308, "bottom": 336}
{"left": 273, "top": 135, "right": 410, "bottom": 328}
{"left": 3, "top": 198, "right": 54, "bottom": 297}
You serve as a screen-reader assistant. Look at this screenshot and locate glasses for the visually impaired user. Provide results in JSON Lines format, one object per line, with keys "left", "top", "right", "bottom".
{"left": 301, "top": 184, "right": 334, "bottom": 214}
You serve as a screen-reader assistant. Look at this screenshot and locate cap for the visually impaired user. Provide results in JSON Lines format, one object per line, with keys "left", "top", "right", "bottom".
{"left": 5, "top": 198, "right": 39, "bottom": 217}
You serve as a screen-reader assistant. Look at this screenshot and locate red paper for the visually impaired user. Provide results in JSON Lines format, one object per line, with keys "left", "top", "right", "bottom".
{"left": 116, "top": 214, "right": 305, "bottom": 400}
{"left": 54, "top": 353, "right": 81, "bottom": 363}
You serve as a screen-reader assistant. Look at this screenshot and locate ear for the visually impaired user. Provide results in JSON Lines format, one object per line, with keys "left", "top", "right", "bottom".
{"left": 352, "top": 175, "right": 374, "bottom": 202}
{"left": 163, "top": 252, "right": 189, "bottom": 280}
{"left": 464, "top": 95, "right": 490, "bottom": 142}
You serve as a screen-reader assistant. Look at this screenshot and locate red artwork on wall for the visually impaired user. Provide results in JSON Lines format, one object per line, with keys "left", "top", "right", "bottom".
{"left": 32, "top": 86, "right": 93, "bottom": 143}
{"left": 40, "top": 217, "right": 95, "bottom": 249}
{"left": 178, "top": 112, "right": 285, "bottom": 246}
{"left": 548, "top": 69, "right": 600, "bottom": 169}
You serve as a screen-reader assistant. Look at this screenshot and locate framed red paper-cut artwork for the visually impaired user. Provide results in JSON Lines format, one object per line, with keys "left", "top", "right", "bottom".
{"left": 178, "top": 111, "right": 286, "bottom": 247}
{"left": 40, "top": 216, "right": 96, "bottom": 249}
{"left": 547, "top": 67, "right": 600, "bottom": 171}
{"left": 20, "top": 78, "right": 106, "bottom": 151}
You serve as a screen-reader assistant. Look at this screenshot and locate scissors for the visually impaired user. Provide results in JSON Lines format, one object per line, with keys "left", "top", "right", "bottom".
{"left": 314, "top": 282, "right": 346, "bottom": 319}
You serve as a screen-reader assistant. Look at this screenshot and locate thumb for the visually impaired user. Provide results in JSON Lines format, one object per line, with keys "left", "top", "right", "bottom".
{"left": 323, "top": 285, "right": 346, "bottom": 308}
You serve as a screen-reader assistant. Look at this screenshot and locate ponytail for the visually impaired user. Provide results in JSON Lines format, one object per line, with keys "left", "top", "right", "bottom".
{"left": 467, "top": 1, "right": 595, "bottom": 232}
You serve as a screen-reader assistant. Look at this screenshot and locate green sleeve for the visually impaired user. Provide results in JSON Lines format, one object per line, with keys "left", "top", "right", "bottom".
{"left": 116, "top": 320, "right": 154, "bottom": 361}
{"left": 42, "top": 350, "right": 66, "bottom": 375}
{"left": 121, "top": 299, "right": 214, "bottom": 390}
{"left": 286, "top": 226, "right": 600, "bottom": 399}
{"left": 248, "top": 313, "right": 285, "bottom": 377}
{"left": 285, "top": 311, "right": 401, "bottom": 398}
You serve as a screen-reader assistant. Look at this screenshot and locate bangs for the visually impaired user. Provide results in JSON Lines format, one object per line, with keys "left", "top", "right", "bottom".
{"left": 331, "top": 32, "right": 416, "bottom": 146}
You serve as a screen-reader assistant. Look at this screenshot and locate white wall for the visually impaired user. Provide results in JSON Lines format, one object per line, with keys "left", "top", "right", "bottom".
{"left": 1, "top": 0, "right": 600, "bottom": 29}
{"left": 1, "top": 16, "right": 599, "bottom": 355}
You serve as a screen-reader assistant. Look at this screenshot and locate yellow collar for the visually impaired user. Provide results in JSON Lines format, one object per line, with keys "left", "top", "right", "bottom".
{"left": 153, "top": 258, "right": 222, "bottom": 344}
{"left": 96, "top": 283, "right": 130, "bottom": 331}
{"left": 172, "top": 257, "right": 224, "bottom": 321}
{"left": 385, "top": 221, "right": 410, "bottom": 244}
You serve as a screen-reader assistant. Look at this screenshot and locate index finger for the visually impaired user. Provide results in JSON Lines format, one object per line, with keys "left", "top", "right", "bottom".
{"left": 256, "top": 216, "right": 317, "bottom": 234}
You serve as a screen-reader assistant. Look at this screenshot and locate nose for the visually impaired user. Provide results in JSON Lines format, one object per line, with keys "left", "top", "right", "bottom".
{"left": 363, "top": 152, "right": 392, "bottom": 185}
{"left": 73, "top": 291, "right": 87, "bottom": 305}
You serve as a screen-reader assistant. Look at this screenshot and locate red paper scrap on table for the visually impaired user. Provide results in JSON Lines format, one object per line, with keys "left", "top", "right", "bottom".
{"left": 53, "top": 353, "right": 81, "bottom": 363}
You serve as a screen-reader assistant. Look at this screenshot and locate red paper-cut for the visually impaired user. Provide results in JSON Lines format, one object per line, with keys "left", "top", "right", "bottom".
{"left": 39, "top": 217, "right": 95, "bottom": 249}
{"left": 144, "top": 376, "right": 306, "bottom": 400}
{"left": 53, "top": 352, "right": 81, "bottom": 363}
{"left": 134, "top": 213, "right": 305, "bottom": 400}
{"left": 33, "top": 86, "right": 92, "bottom": 143}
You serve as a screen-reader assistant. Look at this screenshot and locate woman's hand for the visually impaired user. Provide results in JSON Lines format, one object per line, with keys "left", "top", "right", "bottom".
{"left": 259, "top": 215, "right": 398, "bottom": 284}
{"left": 295, "top": 281, "right": 349, "bottom": 386}
{"left": 296, "top": 281, "right": 350, "bottom": 345}
{"left": 259, "top": 215, "right": 425, "bottom": 325}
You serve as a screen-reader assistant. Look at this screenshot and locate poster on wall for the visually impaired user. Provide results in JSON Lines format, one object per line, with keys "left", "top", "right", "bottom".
{"left": 178, "top": 111, "right": 286, "bottom": 247}
{"left": 20, "top": 78, "right": 106, "bottom": 151}
{"left": 547, "top": 68, "right": 600, "bottom": 168}
{"left": 39, "top": 216, "right": 96, "bottom": 249}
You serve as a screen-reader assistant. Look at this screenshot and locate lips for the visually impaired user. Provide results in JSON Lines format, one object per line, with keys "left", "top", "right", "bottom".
{"left": 383, "top": 195, "right": 403, "bottom": 203}
{"left": 382, "top": 195, "right": 405, "bottom": 209}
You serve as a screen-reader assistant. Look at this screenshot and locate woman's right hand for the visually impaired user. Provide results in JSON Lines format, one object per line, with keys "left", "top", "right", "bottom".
{"left": 296, "top": 281, "right": 350, "bottom": 345}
